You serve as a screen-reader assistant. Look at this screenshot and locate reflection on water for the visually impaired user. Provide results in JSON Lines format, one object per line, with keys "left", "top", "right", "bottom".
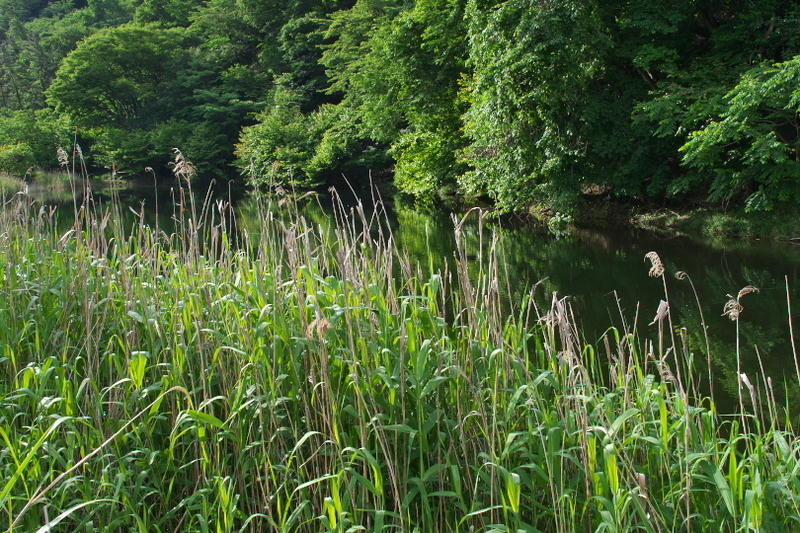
{"left": 18, "top": 181, "right": 800, "bottom": 413}
{"left": 236, "top": 190, "right": 800, "bottom": 413}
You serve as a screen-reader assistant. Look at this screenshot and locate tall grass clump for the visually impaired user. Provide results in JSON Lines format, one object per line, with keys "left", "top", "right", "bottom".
{"left": 0, "top": 151, "right": 799, "bottom": 532}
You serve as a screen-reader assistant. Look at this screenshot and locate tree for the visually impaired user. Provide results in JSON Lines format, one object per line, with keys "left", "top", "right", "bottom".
{"left": 46, "top": 24, "right": 186, "bottom": 129}
{"left": 0, "top": 15, "right": 89, "bottom": 111}
{"left": 0, "top": 109, "right": 69, "bottom": 168}
{"left": 278, "top": 14, "right": 334, "bottom": 110}
{"left": 134, "top": 0, "right": 205, "bottom": 27}
{"left": 0, "top": 142, "right": 35, "bottom": 176}
{"left": 44, "top": 24, "right": 226, "bottom": 176}
{"left": 83, "top": 0, "right": 135, "bottom": 27}
{"left": 347, "top": 0, "right": 470, "bottom": 198}
{"left": 0, "top": 0, "right": 54, "bottom": 29}
{"left": 630, "top": 0, "right": 800, "bottom": 203}
{"left": 236, "top": 85, "right": 330, "bottom": 186}
{"left": 459, "top": 0, "right": 610, "bottom": 211}
{"left": 236, "top": 0, "right": 392, "bottom": 187}
{"left": 241, "top": 0, "right": 470, "bottom": 195}
{"left": 680, "top": 55, "right": 800, "bottom": 211}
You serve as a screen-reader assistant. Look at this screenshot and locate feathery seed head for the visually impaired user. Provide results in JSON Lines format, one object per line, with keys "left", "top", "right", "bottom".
{"left": 645, "top": 251, "right": 664, "bottom": 277}
{"left": 723, "top": 286, "right": 759, "bottom": 321}
{"left": 56, "top": 146, "right": 69, "bottom": 168}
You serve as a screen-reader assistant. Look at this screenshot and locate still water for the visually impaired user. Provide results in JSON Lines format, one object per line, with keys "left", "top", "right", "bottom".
{"left": 239, "top": 188, "right": 800, "bottom": 412}
{"left": 24, "top": 180, "right": 800, "bottom": 411}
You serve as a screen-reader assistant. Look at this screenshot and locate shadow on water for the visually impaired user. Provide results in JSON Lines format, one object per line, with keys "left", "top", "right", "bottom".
{"left": 17, "top": 177, "right": 800, "bottom": 416}
{"left": 236, "top": 189, "right": 800, "bottom": 415}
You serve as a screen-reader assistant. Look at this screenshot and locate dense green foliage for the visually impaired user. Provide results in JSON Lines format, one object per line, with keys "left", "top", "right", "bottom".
{"left": 1, "top": 182, "right": 800, "bottom": 532}
{"left": 681, "top": 55, "right": 800, "bottom": 211}
{"left": 2, "top": 0, "right": 800, "bottom": 209}
{"left": 237, "top": 0, "right": 800, "bottom": 211}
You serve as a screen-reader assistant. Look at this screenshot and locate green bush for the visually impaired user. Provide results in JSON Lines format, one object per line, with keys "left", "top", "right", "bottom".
{"left": 0, "top": 109, "right": 70, "bottom": 170}
{"left": 0, "top": 142, "right": 35, "bottom": 176}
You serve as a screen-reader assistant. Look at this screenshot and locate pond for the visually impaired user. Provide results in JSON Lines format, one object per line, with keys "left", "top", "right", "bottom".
{"left": 17, "top": 177, "right": 800, "bottom": 413}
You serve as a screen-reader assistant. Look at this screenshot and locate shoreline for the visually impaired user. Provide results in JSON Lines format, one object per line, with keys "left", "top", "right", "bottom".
{"left": 567, "top": 197, "right": 800, "bottom": 241}
{"left": 6, "top": 171, "right": 800, "bottom": 242}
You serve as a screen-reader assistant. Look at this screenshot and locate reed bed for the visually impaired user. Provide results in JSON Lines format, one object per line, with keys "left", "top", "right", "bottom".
{"left": 0, "top": 163, "right": 799, "bottom": 532}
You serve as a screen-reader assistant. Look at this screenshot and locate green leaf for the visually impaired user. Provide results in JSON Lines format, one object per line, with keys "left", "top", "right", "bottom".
{"left": 185, "top": 410, "right": 226, "bottom": 429}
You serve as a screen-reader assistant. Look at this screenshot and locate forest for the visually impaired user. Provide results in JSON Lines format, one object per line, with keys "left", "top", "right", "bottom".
{"left": 2, "top": 0, "right": 800, "bottom": 212}
{"left": 5, "top": 2, "right": 800, "bottom": 531}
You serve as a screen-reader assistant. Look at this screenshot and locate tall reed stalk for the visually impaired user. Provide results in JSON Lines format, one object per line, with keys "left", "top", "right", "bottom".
{"left": 0, "top": 156, "right": 798, "bottom": 532}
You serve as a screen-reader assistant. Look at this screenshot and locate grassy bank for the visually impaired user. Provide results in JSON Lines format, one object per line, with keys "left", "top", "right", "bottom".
{"left": 0, "top": 174, "right": 25, "bottom": 195}
{"left": 1, "top": 178, "right": 799, "bottom": 532}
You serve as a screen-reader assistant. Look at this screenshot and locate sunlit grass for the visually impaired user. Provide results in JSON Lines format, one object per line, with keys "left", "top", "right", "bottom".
{"left": 0, "top": 173, "right": 25, "bottom": 195}
{"left": 0, "top": 160, "right": 799, "bottom": 532}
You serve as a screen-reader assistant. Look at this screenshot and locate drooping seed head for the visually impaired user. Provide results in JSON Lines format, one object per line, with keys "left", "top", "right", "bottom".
{"left": 645, "top": 251, "right": 664, "bottom": 277}
{"left": 56, "top": 146, "right": 69, "bottom": 168}
{"left": 723, "top": 296, "right": 743, "bottom": 321}
{"left": 737, "top": 285, "right": 759, "bottom": 299}
{"left": 306, "top": 318, "right": 332, "bottom": 339}
{"left": 723, "top": 285, "right": 759, "bottom": 321}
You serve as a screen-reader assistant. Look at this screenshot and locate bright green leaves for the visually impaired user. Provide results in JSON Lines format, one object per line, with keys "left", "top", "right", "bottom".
{"left": 279, "top": 15, "right": 333, "bottom": 107}
{"left": 0, "top": 109, "right": 69, "bottom": 171}
{"left": 460, "top": 0, "right": 610, "bottom": 210}
{"left": 321, "top": 0, "right": 392, "bottom": 97}
{"left": 237, "top": 86, "right": 331, "bottom": 187}
{"left": 43, "top": 24, "right": 205, "bottom": 174}
{"left": 238, "top": 0, "right": 393, "bottom": 187}
{"left": 392, "top": 129, "right": 466, "bottom": 198}
{"left": 6, "top": 0, "right": 800, "bottom": 209}
{"left": 134, "top": 0, "right": 205, "bottom": 27}
{"left": 326, "top": 0, "right": 470, "bottom": 197}
{"left": 84, "top": 0, "right": 136, "bottom": 27}
{"left": 629, "top": 0, "right": 800, "bottom": 207}
{"left": 0, "top": 142, "right": 35, "bottom": 177}
{"left": 680, "top": 55, "right": 800, "bottom": 210}
{"left": 46, "top": 24, "right": 186, "bottom": 130}
{"left": 240, "top": 0, "right": 470, "bottom": 195}
{"left": 374, "top": 0, "right": 469, "bottom": 197}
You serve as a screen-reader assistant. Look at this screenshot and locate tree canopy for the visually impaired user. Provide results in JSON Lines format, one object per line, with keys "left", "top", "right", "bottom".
{"left": 1, "top": 0, "right": 800, "bottom": 211}
{"left": 47, "top": 25, "right": 185, "bottom": 129}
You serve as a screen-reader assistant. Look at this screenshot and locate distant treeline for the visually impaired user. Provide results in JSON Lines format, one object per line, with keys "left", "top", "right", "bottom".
{"left": 2, "top": 0, "right": 800, "bottom": 211}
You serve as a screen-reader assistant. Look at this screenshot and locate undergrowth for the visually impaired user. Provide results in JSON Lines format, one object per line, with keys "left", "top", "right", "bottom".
{"left": 0, "top": 150, "right": 799, "bottom": 532}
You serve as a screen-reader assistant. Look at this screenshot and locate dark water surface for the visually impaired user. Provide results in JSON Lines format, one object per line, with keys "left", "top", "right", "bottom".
{"left": 243, "top": 190, "right": 800, "bottom": 412}
{"left": 26, "top": 180, "right": 800, "bottom": 411}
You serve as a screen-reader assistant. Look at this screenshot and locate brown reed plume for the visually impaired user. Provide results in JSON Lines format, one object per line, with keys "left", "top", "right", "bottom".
{"left": 723, "top": 285, "right": 759, "bottom": 321}
{"left": 644, "top": 251, "right": 664, "bottom": 278}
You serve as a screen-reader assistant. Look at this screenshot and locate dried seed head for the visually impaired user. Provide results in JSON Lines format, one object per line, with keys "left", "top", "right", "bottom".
{"left": 739, "top": 372, "right": 753, "bottom": 390}
{"left": 306, "top": 318, "right": 332, "bottom": 339}
{"left": 56, "top": 146, "right": 69, "bottom": 167}
{"left": 645, "top": 251, "right": 664, "bottom": 277}
{"left": 723, "top": 296, "right": 743, "bottom": 321}
{"left": 654, "top": 359, "right": 677, "bottom": 383}
{"left": 637, "top": 473, "right": 648, "bottom": 500}
{"left": 648, "top": 299, "right": 669, "bottom": 326}
{"left": 723, "top": 286, "right": 759, "bottom": 321}
{"left": 170, "top": 148, "right": 195, "bottom": 183}
{"left": 737, "top": 285, "right": 759, "bottom": 299}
